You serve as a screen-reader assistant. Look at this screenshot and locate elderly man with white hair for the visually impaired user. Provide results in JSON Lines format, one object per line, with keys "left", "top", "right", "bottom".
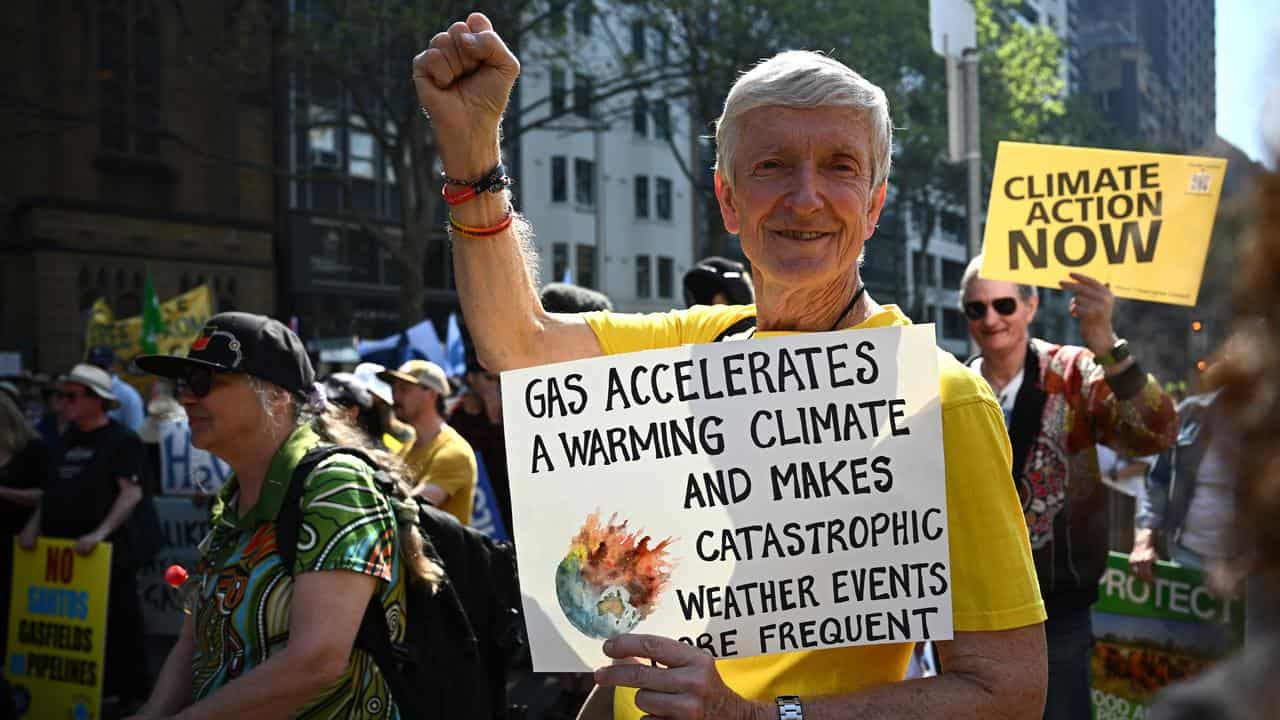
{"left": 415, "top": 13, "right": 1047, "bottom": 719}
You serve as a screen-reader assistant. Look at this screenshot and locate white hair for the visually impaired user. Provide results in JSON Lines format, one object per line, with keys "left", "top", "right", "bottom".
{"left": 714, "top": 50, "right": 893, "bottom": 191}
{"left": 959, "top": 255, "right": 1037, "bottom": 302}
{"left": 248, "top": 375, "right": 304, "bottom": 429}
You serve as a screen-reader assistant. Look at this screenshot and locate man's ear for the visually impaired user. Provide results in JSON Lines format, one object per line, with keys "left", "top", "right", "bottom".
{"left": 714, "top": 172, "right": 740, "bottom": 235}
{"left": 864, "top": 183, "right": 888, "bottom": 240}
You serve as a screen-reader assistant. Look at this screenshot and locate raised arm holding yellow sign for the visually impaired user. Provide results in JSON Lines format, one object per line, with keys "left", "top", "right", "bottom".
{"left": 980, "top": 142, "right": 1226, "bottom": 306}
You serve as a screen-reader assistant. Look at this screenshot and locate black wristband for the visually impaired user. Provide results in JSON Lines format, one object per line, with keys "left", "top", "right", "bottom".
{"left": 442, "top": 163, "right": 512, "bottom": 195}
{"left": 1105, "top": 361, "right": 1146, "bottom": 401}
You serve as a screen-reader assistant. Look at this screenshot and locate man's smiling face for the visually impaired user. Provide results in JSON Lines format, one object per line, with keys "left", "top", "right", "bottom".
{"left": 715, "top": 105, "right": 886, "bottom": 296}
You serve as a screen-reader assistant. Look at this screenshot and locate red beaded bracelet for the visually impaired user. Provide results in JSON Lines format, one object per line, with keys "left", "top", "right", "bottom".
{"left": 449, "top": 211, "right": 513, "bottom": 238}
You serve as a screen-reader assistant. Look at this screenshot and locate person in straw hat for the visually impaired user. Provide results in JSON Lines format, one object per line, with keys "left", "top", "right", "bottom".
{"left": 18, "top": 362, "right": 149, "bottom": 712}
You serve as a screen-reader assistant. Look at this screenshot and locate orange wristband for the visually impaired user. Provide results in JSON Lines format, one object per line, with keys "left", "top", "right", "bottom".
{"left": 449, "top": 211, "right": 513, "bottom": 238}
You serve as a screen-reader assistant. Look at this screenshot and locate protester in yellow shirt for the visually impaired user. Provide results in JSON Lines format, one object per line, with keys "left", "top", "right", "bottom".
{"left": 380, "top": 360, "right": 477, "bottom": 525}
{"left": 415, "top": 13, "right": 1046, "bottom": 719}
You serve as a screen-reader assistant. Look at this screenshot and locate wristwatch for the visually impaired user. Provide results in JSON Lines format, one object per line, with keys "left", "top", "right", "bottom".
{"left": 775, "top": 695, "right": 804, "bottom": 719}
{"left": 1095, "top": 338, "right": 1131, "bottom": 368}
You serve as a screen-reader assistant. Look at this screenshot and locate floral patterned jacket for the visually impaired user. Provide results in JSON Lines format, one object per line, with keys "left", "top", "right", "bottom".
{"left": 974, "top": 339, "right": 1177, "bottom": 612}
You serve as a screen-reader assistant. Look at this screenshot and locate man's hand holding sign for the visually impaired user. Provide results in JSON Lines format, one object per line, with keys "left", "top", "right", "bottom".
{"left": 1058, "top": 273, "right": 1134, "bottom": 377}
{"left": 418, "top": 13, "right": 1047, "bottom": 720}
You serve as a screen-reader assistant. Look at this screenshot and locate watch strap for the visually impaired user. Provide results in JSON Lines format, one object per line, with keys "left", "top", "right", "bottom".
{"left": 1096, "top": 338, "right": 1130, "bottom": 368}
{"left": 775, "top": 695, "right": 804, "bottom": 720}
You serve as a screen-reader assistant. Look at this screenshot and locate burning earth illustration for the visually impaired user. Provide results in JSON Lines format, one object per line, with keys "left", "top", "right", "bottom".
{"left": 555, "top": 512, "right": 674, "bottom": 639}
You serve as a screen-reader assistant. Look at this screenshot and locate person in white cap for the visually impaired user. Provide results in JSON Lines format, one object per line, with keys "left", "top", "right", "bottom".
{"left": 18, "top": 362, "right": 149, "bottom": 712}
{"left": 379, "top": 359, "right": 477, "bottom": 525}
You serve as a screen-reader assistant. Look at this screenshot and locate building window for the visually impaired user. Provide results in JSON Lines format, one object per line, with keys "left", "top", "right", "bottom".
{"left": 574, "top": 158, "right": 595, "bottom": 207}
{"left": 99, "top": 0, "right": 161, "bottom": 155}
{"left": 634, "top": 175, "right": 649, "bottom": 218}
{"left": 573, "top": 73, "right": 593, "bottom": 119}
{"left": 574, "top": 0, "right": 593, "bottom": 35}
{"left": 652, "top": 32, "right": 669, "bottom": 65}
{"left": 348, "top": 119, "right": 376, "bottom": 179}
{"left": 656, "top": 177, "right": 673, "bottom": 220}
{"left": 657, "top": 256, "right": 674, "bottom": 298}
{"left": 940, "top": 211, "right": 965, "bottom": 245}
{"left": 551, "top": 67, "right": 567, "bottom": 116}
{"left": 630, "top": 20, "right": 646, "bottom": 59}
{"left": 942, "top": 308, "right": 968, "bottom": 340}
{"left": 576, "top": 244, "right": 597, "bottom": 289}
{"left": 635, "top": 255, "right": 651, "bottom": 298}
{"left": 653, "top": 100, "right": 671, "bottom": 139}
{"left": 307, "top": 106, "right": 339, "bottom": 167}
{"left": 913, "top": 250, "right": 934, "bottom": 286}
{"left": 551, "top": 156, "right": 567, "bottom": 202}
{"left": 941, "top": 259, "right": 965, "bottom": 290}
{"left": 552, "top": 243, "right": 569, "bottom": 282}
{"left": 632, "top": 95, "right": 649, "bottom": 137}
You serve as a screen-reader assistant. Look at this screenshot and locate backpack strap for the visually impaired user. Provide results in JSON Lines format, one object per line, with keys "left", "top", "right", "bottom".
{"left": 714, "top": 315, "right": 757, "bottom": 342}
{"left": 275, "top": 444, "right": 379, "bottom": 572}
{"left": 275, "top": 444, "right": 400, "bottom": 661}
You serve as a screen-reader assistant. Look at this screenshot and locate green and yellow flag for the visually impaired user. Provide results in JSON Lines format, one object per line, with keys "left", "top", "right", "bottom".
{"left": 140, "top": 272, "right": 167, "bottom": 355}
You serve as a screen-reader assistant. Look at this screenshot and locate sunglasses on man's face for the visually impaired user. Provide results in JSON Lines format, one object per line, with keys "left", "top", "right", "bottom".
{"left": 963, "top": 297, "right": 1019, "bottom": 321}
{"left": 176, "top": 367, "right": 219, "bottom": 398}
{"left": 56, "top": 390, "right": 93, "bottom": 401}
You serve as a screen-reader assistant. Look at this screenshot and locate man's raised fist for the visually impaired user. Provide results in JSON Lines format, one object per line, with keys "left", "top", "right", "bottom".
{"left": 412, "top": 12, "right": 519, "bottom": 179}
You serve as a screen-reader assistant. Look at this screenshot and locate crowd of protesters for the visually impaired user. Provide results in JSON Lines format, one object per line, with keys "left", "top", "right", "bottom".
{"left": 0, "top": 9, "right": 1276, "bottom": 720}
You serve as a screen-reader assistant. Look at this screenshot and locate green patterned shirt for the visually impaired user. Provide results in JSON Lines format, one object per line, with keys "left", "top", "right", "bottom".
{"left": 191, "top": 425, "right": 404, "bottom": 718}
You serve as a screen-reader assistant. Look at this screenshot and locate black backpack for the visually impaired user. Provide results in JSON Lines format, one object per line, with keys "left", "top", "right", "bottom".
{"left": 275, "top": 445, "right": 525, "bottom": 719}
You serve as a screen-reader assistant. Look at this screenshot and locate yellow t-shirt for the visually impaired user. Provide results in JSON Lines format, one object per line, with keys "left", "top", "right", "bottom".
{"left": 582, "top": 304, "right": 1046, "bottom": 719}
{"left": 403, "top": 424, "right": 477, "bottom": 525}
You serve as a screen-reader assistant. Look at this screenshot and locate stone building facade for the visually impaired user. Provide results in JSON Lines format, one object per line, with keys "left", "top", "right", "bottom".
{"left": 0, "top": 0, "right": 278, "bottom": 373}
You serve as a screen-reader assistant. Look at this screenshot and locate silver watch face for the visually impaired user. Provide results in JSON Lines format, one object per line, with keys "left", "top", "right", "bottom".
{"left": 775, "top": 697, "right": 804, "bottom": 719}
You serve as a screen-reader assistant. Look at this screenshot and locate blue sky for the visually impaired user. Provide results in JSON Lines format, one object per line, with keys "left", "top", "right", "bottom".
{"left": 1216, "top": 2, "right": 1278, "bottom": 166}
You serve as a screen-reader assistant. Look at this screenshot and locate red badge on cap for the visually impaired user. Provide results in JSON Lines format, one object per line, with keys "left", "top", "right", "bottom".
{"left": 192, "top": 334, "right": 211, "bottom": 351}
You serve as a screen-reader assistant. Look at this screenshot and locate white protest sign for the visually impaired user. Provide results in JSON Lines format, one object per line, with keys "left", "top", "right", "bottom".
{"left": 158, "top": 420, "right": 231, "bottom": 495}
{"left": 503, "top": 324, "right": 951, "bottom": 672}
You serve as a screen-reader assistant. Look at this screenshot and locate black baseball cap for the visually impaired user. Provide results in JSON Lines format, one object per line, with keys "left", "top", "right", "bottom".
{"left": 136, "top": 312, "right": 315, "bottom": 394}
{"left": 683, "top": 256, "right": 753, "bottom": 307}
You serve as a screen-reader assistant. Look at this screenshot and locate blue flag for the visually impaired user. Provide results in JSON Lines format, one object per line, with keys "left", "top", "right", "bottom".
{"left": 469, "top": 454, "right": 509, "bottom": 542}
{"left": 445, "top": 312, "right": 466, "bottom": 377}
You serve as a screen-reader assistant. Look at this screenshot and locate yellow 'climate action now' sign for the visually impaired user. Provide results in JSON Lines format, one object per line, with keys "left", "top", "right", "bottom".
{"left": 980, "top": 142, "right": 1226, "bottom": 306}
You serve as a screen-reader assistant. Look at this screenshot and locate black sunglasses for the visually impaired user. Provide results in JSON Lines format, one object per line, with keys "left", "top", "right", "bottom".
{"left": 176, "top": 366, "right": 220, "bottom": 398}
{"left": 56, "top": 390, "right": 93, "bottom": 401}
{"left": 963, "top": 297, "right": 1018, "bottom": 321}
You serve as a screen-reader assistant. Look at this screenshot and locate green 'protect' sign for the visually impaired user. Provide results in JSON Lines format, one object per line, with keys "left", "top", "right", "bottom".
{"left": 1091, "top": 552, "right": 1243, "bottom": 720}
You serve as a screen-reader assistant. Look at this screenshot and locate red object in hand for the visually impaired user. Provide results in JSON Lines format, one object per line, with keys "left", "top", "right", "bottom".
{"left": 164, "top": 564, "right": 189, "bottom": 588}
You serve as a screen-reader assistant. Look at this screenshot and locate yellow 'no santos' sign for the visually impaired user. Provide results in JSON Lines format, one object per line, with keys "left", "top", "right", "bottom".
{"left": 980, "top": 142, "right": 1226, "bottom": 306}
{"left": 6, "top": 538, "right": 111, "bottom": 720}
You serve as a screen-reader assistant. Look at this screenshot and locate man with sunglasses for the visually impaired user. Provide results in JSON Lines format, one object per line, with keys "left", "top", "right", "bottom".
{"left": 959, "top": 257, "right": 1177, "bottom": 720}
{"left": 18, "top": 362, "right": 149, "bottom": 714}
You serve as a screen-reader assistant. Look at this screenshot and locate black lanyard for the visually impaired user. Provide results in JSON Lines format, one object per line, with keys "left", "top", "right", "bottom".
{"left": 828, "top": 285, "right": 866, "bottom": 332}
